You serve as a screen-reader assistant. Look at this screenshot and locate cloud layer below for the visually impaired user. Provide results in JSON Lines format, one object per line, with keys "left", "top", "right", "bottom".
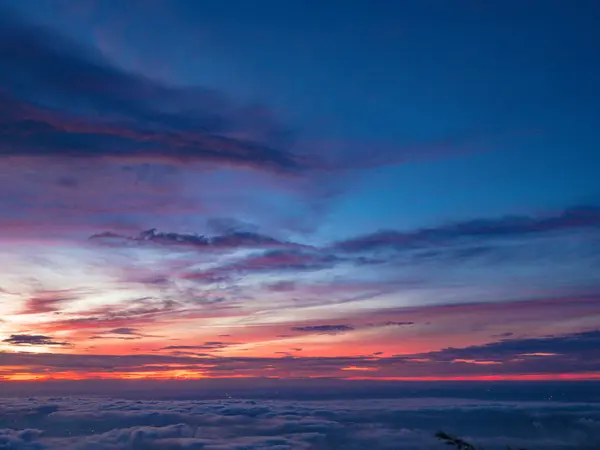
{"left": 1, "top": 385, "right": 600, "bottom": 450}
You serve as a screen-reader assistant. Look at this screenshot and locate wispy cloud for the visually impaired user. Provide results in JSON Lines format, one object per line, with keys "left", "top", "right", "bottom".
{"left": 291, "top": 324, "right": 355, "bottom": 334}
{"left": 335, "top": 206, "right": 600, "bottom": 254}
{"left": 19, "top": 290, "right": 78, "bottom": 315}
{"left": 159, "top": 342, "right": 239, "bottom": 352}
{"left": 89, "top": 228, "right": 303, "bottom": 250}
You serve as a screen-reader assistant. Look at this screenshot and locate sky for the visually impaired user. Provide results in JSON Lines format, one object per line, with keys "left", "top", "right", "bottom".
{"left": 1, "top": 0, "right": 600, "bottom": 383}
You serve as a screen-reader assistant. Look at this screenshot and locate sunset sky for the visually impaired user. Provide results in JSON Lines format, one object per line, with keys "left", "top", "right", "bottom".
{"left": 1, "top": 0, "right": 600, "bottom": 382}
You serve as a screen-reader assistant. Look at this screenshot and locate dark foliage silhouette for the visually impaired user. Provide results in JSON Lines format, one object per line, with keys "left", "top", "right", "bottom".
{"left": 436, "top": 431, "right": 528, "bottom": 450}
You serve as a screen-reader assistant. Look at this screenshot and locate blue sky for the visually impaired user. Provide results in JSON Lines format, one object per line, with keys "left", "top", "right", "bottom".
{"left": 10, "top": 0, "right": 600, "bottom": 235}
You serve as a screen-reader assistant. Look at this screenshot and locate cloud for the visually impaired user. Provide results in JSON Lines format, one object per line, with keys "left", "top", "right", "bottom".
{"left": 0, "top": 393, "right": 599, "bottom": 449}
{"left": 491, "top": 332, "right": 514, "bottom": 339}
{"left": 291, "top": 325, "right": 354, "bottom": 334}
{"left": 0, "top": 7, "right": 306, "bottom": 173}
{"left": 89, "top": 328, "right": 164, "bottom": 341}
{"left": 40, "top": 297, "right": 182, "bottom": 333}
{"left": 89, "top": 228, "right": 302, "bottom": 251}
{"left": 2, "top": 334, "right": 70, "bottom": 346}
{"left": 206, "top": 218, "right": 260, "bottom": 235}
{"left": 289, "top": 322, "right": 413, "bottom": 335}
{"left": 0, "top": 428, "right": 43, "bottom": 450}
{"left": 160, "top": 342, "right": 238, "bottom": 352}
{"left": 265, "top": 281, "right": 296, "bottom": 292}
{"left": 368, "top": 321, "right": 415, "bottom": 327}
{"left": 84, "top": 203, "right": 600, "bottom": 302}
{"left": 335, "top": 205, "right": 600, "bottom": 253}
{"left": 229, "top": 250, "right": 339, "bottom": 272}
{"left": 107, "top": 328, "right": 140, "bottom": 335}
{"left": 177, "top": 248, "right": 348, "bottom": 288}
{"left": 19, "top": 290, "right": 78, "bottom": 315}
{"left": 420, "top": 329, "right": 600, "bottom": 364}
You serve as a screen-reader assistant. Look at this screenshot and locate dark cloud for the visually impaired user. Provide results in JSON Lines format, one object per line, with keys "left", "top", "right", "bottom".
{"left": 93, "top": 328, "right": 162, "bottom": 339}
{"left": 2, "top": 334, "right": 69, "bottom": 346}
{"left": 0, "top": 8, "right": 305, "bottom": 173}
{"left": 291, "top": 325, "right": 354, "bottom": 334}
{"left": 266, "top": 281, "right": 296, "bottom": 292}
{"left": 90, "top": 327, "right": 165, "bottom": 341}
{"left": 335, "top": 205, "right": 600, "bottom": 253}
{"left": 107, "top": 328, "right": 140, "bottom": 335}
{"left": 491, "top": 332, "right": 514, "bottom": 339}
{"left": 159, "top": 342, "right": 237, "bottom": 351}
{"left": 368, "top": 321, "right": 415, "bottom": 327}
{"left": 0, "top": 6, "right": 497, "bottom": 180}
{"left": 89, "top": 228, "right": 300, "bottom": 250}
{"left": 420, "top": 329, "right": 600, "bottom": 364}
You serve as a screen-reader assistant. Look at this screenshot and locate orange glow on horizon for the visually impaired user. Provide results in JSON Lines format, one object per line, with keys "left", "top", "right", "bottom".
{"left": 341, "top": 366, "right": 378, "bottom": 371}
{"left": 3, "top": 372, "right": 600, "bottom": 382}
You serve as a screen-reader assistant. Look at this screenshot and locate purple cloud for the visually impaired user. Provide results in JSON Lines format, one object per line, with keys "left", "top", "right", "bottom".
{"left": 89, "top": 228, "right": 301, "bottom": 251}
{"left": 335, "top": 206, "right": 600, "bottom": 253}
{"left": 2, "top": 334, "right": 70, "bottom": 346}
{"left": 0, "top": 8, "right": 306, "bottom": 173}
{"left": 19, "top": 291, "right": 78, "bottom": 315}
{"left": 291, "top": 325, "right": 355, "bottom": 334}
